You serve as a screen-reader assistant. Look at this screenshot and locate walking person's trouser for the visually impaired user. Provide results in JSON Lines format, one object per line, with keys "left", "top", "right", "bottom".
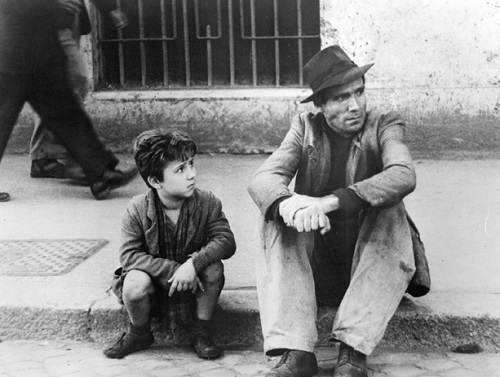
{"left": 30, "top": 28, "right": 90, "bottom": 161}
{"left": 256, "top": 204, "right": 415, "bottom": 356}
{"left": 0, "top": 64, "right": 117, "bottom": 183}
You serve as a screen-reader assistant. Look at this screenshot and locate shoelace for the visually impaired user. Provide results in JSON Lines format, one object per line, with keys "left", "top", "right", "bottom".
{"left": 275, "top": 351, "right": 290, "bottom": 368}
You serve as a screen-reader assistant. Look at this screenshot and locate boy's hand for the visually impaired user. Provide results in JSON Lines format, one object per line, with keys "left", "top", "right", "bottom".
{"left": 168, "top": 259, "right": 204, "bottom": 296}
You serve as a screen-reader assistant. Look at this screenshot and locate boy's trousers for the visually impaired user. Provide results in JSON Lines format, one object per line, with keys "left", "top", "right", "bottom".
{"left": 256, "top": 205, "right": 415, "bottom": 356}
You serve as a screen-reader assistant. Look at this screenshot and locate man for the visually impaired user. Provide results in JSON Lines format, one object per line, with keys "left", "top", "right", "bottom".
{"left": 248, "top": 45, "right": 427, "bottom": 377}
{"left": 30, "top": 0, "right": 128, "bottom": 182}
{"left": 0, "top": 0, "right": 135, "bottom": 202}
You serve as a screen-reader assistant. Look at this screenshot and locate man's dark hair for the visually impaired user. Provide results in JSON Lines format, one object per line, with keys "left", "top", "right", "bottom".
{"left": 133, "top": 129, "right": 197, "bottom": 188}
{"left": 312, "top": 76, "right": 366, "bottom": 107}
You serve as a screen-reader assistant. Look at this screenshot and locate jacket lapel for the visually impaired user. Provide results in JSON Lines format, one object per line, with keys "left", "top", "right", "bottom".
{"left": 145, "top": 190, "right": 160, "bottom": 255}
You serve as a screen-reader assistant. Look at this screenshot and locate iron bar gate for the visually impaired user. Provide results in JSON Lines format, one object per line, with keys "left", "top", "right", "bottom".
{"left": 96, "top": 0, "right": 320, "bottom": 89}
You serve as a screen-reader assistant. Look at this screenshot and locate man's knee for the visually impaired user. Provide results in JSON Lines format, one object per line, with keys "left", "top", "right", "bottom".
{"left": 122, "top": 270, "right": 155, "bottom": 303}
{"left": 200, "top": 261, "right": 224, "bottom": 286}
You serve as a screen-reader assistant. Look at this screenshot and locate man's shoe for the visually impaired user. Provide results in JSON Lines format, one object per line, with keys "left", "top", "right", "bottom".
{"left": 103, "top": 331, "right": 154, "bottom": 359}
{"left": 0, "top": 192, "right": 10, "bottom": 202}
{"left": 189, "top": 330, "right": 222, "bottom": 359}
{"left": 266, "top": 350, "right": 318, "bottom": 377}
{"left": 91, "top": 167, "right": 138, "bottom": 200}
{"left": 333, "top": 342, "right": 367, "bottom": 377}
{"left": 31, "top": 158, "right": 87, "bottom": 183}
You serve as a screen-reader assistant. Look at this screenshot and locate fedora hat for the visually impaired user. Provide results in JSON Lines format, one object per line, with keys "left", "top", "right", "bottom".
{"left": 301, "top": 45, "right": 374, "bottom": 103}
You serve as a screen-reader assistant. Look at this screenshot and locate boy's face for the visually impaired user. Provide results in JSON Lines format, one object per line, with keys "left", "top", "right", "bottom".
{"left": 150, "top": 157, "right": 196, "bottom": 203}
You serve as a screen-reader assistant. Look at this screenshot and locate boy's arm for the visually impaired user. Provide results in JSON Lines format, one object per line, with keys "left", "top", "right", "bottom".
{"left": 119, "top": 203, "right": 181, "bottom": 290}
{"left": 189, "top": 194, "right": 236, "bottom": 274}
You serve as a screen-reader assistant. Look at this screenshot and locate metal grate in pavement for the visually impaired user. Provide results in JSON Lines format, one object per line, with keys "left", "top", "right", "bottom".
{"left": 0, "top": 239, "right": 109, "bottom": 276}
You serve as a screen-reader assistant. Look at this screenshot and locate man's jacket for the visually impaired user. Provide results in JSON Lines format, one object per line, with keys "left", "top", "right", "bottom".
{"left": 119, "top": 188, "right": 236, "bottom": 290}
{"left": 249, "top": 109, "right": 429, "bottom": 294}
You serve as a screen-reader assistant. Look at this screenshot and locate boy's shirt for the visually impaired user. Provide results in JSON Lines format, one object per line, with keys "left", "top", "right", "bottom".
{"left": 119, "top": 188, "right": 236, "bottom": 290}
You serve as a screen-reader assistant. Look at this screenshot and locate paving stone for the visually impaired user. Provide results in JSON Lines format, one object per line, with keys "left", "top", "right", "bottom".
{"left": 149, "top": 367, "right": 191, "bottom": 377}
{"left": 97, "top": 364, "right": 136, "bottom": 376}
{"left": 384, "top": 365, "right": 425, "bottom": 377}
{"left": 440, "top": 368, "right": 485, "bottom": 377}
{"left": 1, "top": 341, "right": 500, "bottom": 377}
{"left": 130, "top": 359, "right": 178, "bottom": 371}
{"left": 416, "top": 358, "right": 461, "bottom": 372}
{"left": 181, "top": 360, "right": 221, "bottom": 373}
{"left": 372, "top": 352, "right": 432, "bottom": 365}
{"left": 43, "top": 362, "right": 87, "bottom": 376}
{"left": 9, "top": 370, "right": 51, "bottom": 377}
{"left": 4, "top": 361, "right": 42, "bottom": 371}
{"left": 220, "top": 355, "right": 244, "bottom": 367}
{"left": 232, "top": 363, "right": 268, "bottom": 375}
{"left": 199, "top": 368, "right": 237, "bottom": 377}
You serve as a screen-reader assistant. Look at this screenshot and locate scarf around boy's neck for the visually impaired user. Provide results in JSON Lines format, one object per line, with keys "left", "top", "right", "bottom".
{"left": 152, "top": 189, "right": 189, "bottom": 261}
{"left": 152, "top": 189, "right": 195, "bottom": 325}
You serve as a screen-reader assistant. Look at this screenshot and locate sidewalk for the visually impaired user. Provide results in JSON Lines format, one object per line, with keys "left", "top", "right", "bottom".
{"left": 1, "top": 155, "right": 500, "bottom": 351}
{"left": 0, "top": 340, "right": 499, "bottom": 377}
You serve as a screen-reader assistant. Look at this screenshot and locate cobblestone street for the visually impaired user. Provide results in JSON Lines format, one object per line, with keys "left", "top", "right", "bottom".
{"left": 0, "top": 341, "right": 499, "bottom": 377}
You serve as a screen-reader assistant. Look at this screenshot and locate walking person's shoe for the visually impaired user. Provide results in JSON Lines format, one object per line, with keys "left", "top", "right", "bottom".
{"left": 188, "top": 324, "right": 222, "bottom": 359}
{"left": 266, "top": 350, "right": 318, "bottom": 377}
{"left": 333, "top": 342, "right": 367, "bottom": 377}
{"left": 103, "top": 331, "right": 154, "bottom": 359}
{"left": 91, "top": 166, "right": 138, "bottom": 200}
{"left": 30, "top": 158, "right": 87, "bottom": 183}
{"left": 0, "top": 192, "right": 10, "bottom": 202}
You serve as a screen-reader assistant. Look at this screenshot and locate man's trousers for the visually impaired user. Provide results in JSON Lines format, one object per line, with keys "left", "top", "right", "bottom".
{"left": 256, "top": 205, "right": 415, "bottom": 356}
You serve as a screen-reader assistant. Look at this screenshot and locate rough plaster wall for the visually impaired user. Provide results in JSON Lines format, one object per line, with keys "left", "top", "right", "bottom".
{"left": 321, "top": 0, "right": 500, "bottom": 114}
{"left": 7, "top": 1, "right": 500, "bottom": 156}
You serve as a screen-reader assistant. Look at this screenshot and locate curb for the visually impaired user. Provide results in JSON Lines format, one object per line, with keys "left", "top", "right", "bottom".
{"left": 1, "top": 291, "right": 499, "bottom": 352}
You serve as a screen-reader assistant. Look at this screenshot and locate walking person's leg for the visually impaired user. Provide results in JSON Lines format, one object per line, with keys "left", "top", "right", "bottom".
{"left": 0, "top": 73, "right": 31, "bottom": 202}
{"left": 28, "top": 55, "right": 137, "bottom": 199}
{"left": 30, "top": 28, "right": 88, "bottom": 181}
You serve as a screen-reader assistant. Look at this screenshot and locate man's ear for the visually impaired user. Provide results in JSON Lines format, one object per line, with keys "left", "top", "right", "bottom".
{"left": 147, "top": 175, "right": 161, "bottom": 189}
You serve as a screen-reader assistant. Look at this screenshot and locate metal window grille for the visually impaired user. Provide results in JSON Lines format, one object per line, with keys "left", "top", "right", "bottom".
{"left": 95, "top": 0, "right": 320, "bottom": 89}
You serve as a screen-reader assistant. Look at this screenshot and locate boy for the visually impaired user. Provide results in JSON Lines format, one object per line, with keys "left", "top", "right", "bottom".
{"left": 104, "top": 130, "right": 236, "bottom": 359}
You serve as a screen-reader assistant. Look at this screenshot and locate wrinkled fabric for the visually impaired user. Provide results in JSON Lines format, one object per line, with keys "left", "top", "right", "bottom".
{"left": 119, "top": 189, "right": 236, "bottom": 289}
{"left": 248, "top": 110, "right": 417, "bottom": 355}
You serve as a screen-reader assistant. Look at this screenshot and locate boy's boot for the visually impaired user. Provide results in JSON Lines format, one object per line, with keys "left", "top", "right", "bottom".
{"left": 188, "top": 319, "right": 222, "bottom": 359}
{"left": 103, "top": 321, "right": 154, "bottom": 359}
{"left": 266, "top": 350, "right": 318, "bottom": 377}
{"left": 333, "top": 342, "right": 367, "bottom": 377}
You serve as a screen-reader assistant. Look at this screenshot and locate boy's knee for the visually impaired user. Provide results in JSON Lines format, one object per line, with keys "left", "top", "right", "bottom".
{"left": 201, "top": 262, "right": 224, "bottom": 285}
{"left": 123, "top": 270, "right": 154, "bottom": 302}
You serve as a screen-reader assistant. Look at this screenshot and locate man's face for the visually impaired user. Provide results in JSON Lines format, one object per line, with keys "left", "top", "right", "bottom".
{"left": 319, "top": 78, "right": 367, "bottom": 137}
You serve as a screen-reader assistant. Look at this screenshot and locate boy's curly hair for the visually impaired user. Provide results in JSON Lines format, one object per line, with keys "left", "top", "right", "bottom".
{"left": 133, "top": 129, "right": 197, "bottom": 188}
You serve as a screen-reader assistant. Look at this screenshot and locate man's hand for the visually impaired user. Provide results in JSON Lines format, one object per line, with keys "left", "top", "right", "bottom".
{"left": 279, "top": 194, "right": 321, "bottom": 226}
{"left": 293, "top": 206, "right": 331, "bottom": 235}
{"left": 279, "top": 193, "right": 339, "bottom": 234}
{"left": 58, "top": 0, "right": 81, "bottom": 14}
{"left": 168, "top": 259, "right": 204, "bottom": 297}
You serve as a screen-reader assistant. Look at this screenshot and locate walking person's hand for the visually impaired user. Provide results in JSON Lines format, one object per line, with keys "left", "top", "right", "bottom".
{"left": 58, "top": 0, "right": 81, "bottom": 14}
